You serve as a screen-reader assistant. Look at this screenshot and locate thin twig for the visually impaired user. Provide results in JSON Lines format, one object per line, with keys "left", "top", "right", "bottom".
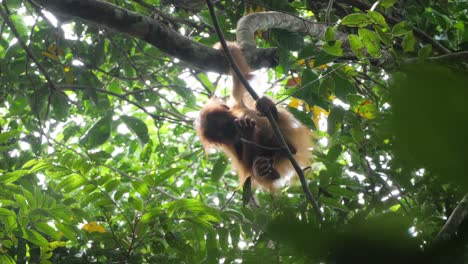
{"left": 205, "top": 0, "right": 323, "bottom": 223}
{"left": 277, "top": 64, "right": 346, "bottom": 105}
{"left": 220, "top": 189, "right": 238, "bottom": 211}
{"left": 57, "top": 84, "right": 190, "bottom": 123}
{"left": 240, "top": 138, "right": 283, "bottom": 151}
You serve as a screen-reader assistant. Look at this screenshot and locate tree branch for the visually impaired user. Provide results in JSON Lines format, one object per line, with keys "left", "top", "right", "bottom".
{"left": 32, "top": 0, "right": 232, "bottom": 73}
{"left": 236, "top": 11, "right": 348, "bottom": 68}
{"left": 434, "top": 193, "right": 468, "bottom": 243}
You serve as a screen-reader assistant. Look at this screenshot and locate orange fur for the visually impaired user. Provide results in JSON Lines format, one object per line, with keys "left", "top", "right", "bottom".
{"left": 196, "top": 42, "right": 313, "bottom": 192}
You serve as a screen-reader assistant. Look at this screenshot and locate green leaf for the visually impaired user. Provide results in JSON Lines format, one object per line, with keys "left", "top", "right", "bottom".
{"left": 51, "top": 91, "right": 70, "bottom": 121}
{"left": 10, "top": 15, "right": 28, "bottom": 39}
{"left": 211, "top": 156, "right": 228, "bottom": 181}
{"left": 348, "top": 34, "right": 366, "bottom": 58}
{"left": 358, "top": 28, "right": 380, "bottom": 58}
{"left": 287, "top": 107, "right": 315, "bottom": 130}
{"left": 129, "top": 196, "right": 144, "bottom": 211}
{"left": 0, "top": 208, "right": 15, "bottom": 217}
{"left": 165, "top": 199, "right": 221, "bottom": 222}
{"left": 35, "top": 222, "right": 61, "bottom": 240}
{"left": 320, "top": 197, "right": 348, "bottom": 212}
{"left": 0, "top": 170, "right": 30, "bottom": 184}
{"left": 57, "top": 174, "right": 87, "bottom": 192}
{"left": 325, "top": 27, "right": 335, "bottom": 42}
{"left": 155, "top": 167, "right": 183, "bottom": 185}
{"left": 0, "top": 130, "right": 19, "bottom": 144}
{"left": 22, "top": 228, "right": 49, "bottom": 247}
{"left": 319, "top": 77, "right": 335, "bottom": 99}
{"left": 121, "top": 115, "right": 149, "bottom": 145}
{"left": 271, "top": 28, "right": 304, "bottom": 51}
{"left": 131, "top": 181, "right": 150, "bottom": 198}
{"left": 374, "top": 26, "right": 393, "bottom": 46}
{"left": 392, "top": 21, "right": 412, "bottom": 36}
{"left": 55, "top": 222, "right": 77, "bottom": 243}
{"left": 322, "top": 41, "right": 343, "bottom": 57}
{"left": 381, "top": 0, "right": 397, "bottom": 8}
{"left": 79, "top": 113, "right": 112, "bottom": 149}
{"left": 327, "top": 145, "right": 342, "bottom": 161}
{"left": 341, "top": 13, "right": 371, "bottom": 27}
{"left": 325, "top": 185, "right": 356, "bottom": 199}
{"left": 402, "top": 31, "right": 416, "bottom": 52}
{"left": 171, "top": 81, "right": 196, "bottom": 107}
{"left": 314, "top": 50, "right": 337, "bottom": 66}
{"left": 0, "top": 255, "right": 15, "bottom": 264}
{"left": 367, "top": 11, "right": 388, "bottom": 29}
{"left": 418, "top": 44, "right": 432, "bottom": 59}
{"left": 327, "top": 106, "right": 345, "bottom": 135}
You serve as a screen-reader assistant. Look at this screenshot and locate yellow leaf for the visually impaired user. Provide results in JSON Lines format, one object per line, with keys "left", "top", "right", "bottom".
{"left": 317, "top": 64, "right": 328, "bottom": 70}
{"left": 355, "top": 99, "right": 377, "bottom": 120}
{"left": 288, "top": 98, "right": 302, "bottom": 108}
{"left": 64, "top": 66, "right": 74, "bottom": 84}
{"left": 82, "top": 221, "right": 106, "bottom": 234}
{"left": 42, "top": 51, "right": 58, "bottom": 61}
{"left": 309, "top": 59, "right": 315, "bottom": 68}
{"left": 255, "top": 6, "right": 265, "bottom": 12}
{"left": 49, "top": 241, "right": 66, "bottom": 250}
{"left": 47, "top": 44, "right": 57, "bottom": 53}
{"left": 297, "top": 59, "right": 306, "bottom": 66}
{"left": 255, "top": 30, "right": 263, "bottom": 38}
{"left": 312, "top": 105, "right": 330, "bottom": 129}
{"left": 247, "top": 6, "right": 254, "bottom": 14}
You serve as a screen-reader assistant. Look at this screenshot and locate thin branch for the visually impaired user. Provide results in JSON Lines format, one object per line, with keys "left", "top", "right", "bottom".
{"left": 404, "top": 51, "right": 468, "bottom": 65}
{"left": 206, "top": 0, "right": 323, "bottom": 223}
{"left": 434, "top": 193, "right": 468, "bottom": 244}
{"left": 277, "top": 63, "right": 346, "bottom": 105}
{"left": 57, "top": 84, "right": 190, "bottom": 123}
{"left": 220, "top": 189, "right": 238, "bottom": 211}
{"left": 240, "top": 138, "right": 283, "bottom": 151}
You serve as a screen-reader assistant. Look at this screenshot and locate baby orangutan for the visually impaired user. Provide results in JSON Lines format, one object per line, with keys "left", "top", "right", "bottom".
{"left": 196, "top": 42, "right": 312, "bottom": 192}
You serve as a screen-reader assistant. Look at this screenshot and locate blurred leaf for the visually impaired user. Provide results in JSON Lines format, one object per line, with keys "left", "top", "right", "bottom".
{"left": 325, "top": 27, "right": 335, "bottom": 42}
{"left": 392, "top": 21, "right": 412, "bottom": 36}
{"left": 131, "top": 181, "right": 150, "bottom": 198}
{"left": 210, "top": 155, "right": 228, "bottom": 181}
{"left": 121, "top": 115, "right": 150, "bottom": 145}
{"left": 322, "top": 41, "right": 343, "bottom": 57}
{"left": 79, "top": 112, "right": 112, "bottom": 149}
{"left": 22, "top": 228, "right": 49, "bottom": 247}
{"left": 327, "top": 106, "right": 345, "bottom": 135}
{"left": 51, "top": 91, "right": 70, "bottom": 121}
{"left": 418, "top": 44, "right": 432, "bottom": 59}
{"left": 342, "top": 13, "right": 371, "bottom": 27}
{"left": 392, "top": 64, "right": 468, "bottom": 189}
{"left": 381, "top": 0, "right": 397, "bottom": 8}
{"left": 271, "top": 28, "right": 304, "bottom": 51}
{"left": 367, "top": 11, "right": 388, "bottom": 29}
{"left": 402, "top": 31, "right": 416, "bottom": 52}
{"left": 358, "top": 28, "right": 380, "bottom": 58}
{"left": 348, "top": 34, "right": 366, "bottom": 58}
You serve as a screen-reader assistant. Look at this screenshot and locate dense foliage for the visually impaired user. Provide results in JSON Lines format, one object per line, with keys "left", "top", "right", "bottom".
{"left": 0, "top": 0, "right": 467, "bottom": 263}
